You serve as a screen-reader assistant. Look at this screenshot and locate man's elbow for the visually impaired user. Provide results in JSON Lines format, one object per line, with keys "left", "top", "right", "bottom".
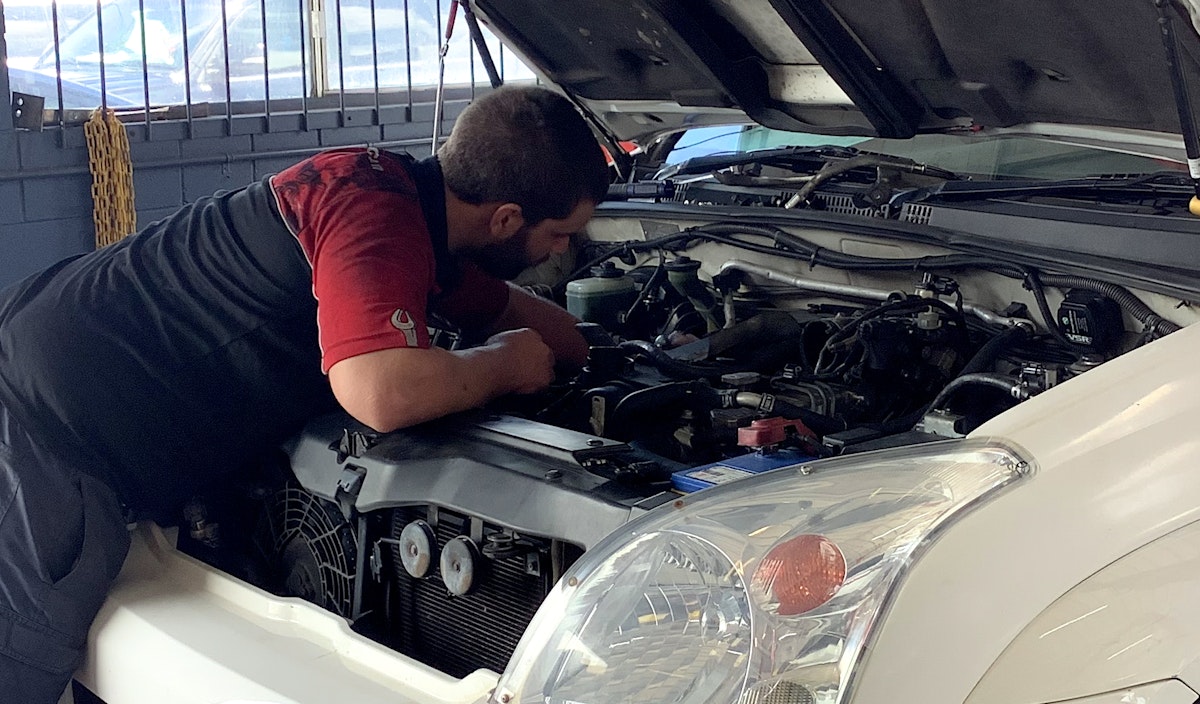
{"left": 342, "top": 396, "right": 428, "bottom": 434}
{"left": 329, "top": 351, "right": 440, "bottom": 433}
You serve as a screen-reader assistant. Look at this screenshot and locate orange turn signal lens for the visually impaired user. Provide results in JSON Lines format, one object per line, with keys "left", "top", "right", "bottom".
{"left": 751, "top": 534, "right": 846, "bottom": 616}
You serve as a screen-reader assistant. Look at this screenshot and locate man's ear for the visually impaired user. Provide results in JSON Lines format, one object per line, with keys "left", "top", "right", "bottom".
{"left": 488, "top": 203, "right": 525, "bottom": 241}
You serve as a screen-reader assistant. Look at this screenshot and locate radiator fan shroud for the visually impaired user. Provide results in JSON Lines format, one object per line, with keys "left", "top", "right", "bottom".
{"left": 254, "top": 485, "right": 358, "bottom": 617}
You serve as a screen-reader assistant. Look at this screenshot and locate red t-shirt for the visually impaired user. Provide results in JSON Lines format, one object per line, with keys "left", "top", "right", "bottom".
{"left": 269, "top": 148, "right": 509, "bottom": 372}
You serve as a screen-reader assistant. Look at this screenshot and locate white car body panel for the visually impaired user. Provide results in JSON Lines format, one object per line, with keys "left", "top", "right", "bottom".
{"left": 973, "top": 519, "right": 1200, "bottom": 701}
{"left": 854, "top": 320, "right": 1200, "bottom": 704}
{"left": 77, "top": 524, "right": 497, "bottom": 704}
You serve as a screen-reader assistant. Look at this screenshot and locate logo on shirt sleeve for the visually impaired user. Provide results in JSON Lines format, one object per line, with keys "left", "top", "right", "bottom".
{"left": 390, "top": 309, "right": 419, "bottom": 346}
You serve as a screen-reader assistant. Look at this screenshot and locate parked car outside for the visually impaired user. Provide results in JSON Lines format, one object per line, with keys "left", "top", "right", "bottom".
{"left": 1, "top": 0, "right": 97, "bottom": 69}
{"left": 66, "top": 2, "right": 1200, "bottom": 704}
{"left": 6, "top": 0, "right": 530, "bottom": 110}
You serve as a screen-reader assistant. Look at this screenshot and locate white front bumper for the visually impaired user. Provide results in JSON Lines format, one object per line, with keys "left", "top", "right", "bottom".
{"left": 77, "top": 523, "right": 498, "bottom": 704}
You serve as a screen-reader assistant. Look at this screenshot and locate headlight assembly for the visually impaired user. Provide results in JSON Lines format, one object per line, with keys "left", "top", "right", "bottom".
{"left": 492, "top": 440, "right": 1032, "bottom": 704}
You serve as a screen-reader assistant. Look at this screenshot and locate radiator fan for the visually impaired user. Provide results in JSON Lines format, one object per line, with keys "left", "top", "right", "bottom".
{"left": 253, "top": 485, "right": 358, "bottom": 618}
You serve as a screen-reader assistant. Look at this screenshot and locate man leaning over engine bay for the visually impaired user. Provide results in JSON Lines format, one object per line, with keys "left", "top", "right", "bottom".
{"left": 0, "top": 85, "right": 609, "bottom": 701}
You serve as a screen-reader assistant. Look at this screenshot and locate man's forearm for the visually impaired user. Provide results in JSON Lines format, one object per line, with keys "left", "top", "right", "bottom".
{"left": 328, "top": 328, "right": 556, "bottom": 433}
{"left": 491, "top": 284, "right": 589, "bottom": 367}
{"left": 329, "top": 346, "right": 514, "bottom": 432}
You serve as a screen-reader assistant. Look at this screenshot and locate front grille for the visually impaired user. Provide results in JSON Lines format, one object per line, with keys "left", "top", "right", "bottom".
{"left": 389, "top": 508, "right": 552, "bottom": 677}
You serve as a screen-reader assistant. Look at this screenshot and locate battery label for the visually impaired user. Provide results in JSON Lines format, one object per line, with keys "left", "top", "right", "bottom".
{"left": 685, "top": 464, "right": 755, "bottom": 485}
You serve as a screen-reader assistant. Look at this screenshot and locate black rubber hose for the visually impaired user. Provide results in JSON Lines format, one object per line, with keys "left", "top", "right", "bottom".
{"left": 763, "top": 226, "right": 1179, "bottom": 339}
{"left": 607, "top": 381, "right": 721, "bottom": 439}
{"left": 705, "top": 311, "right": 804, "bottom": 356}
{"left": 1024, "top": 269, "right": 1085, "bottom": 351}
{"left": 618, "top": 340, "right": 738, "bottom": 379}
{"left": 873, "top": 371, "right": 1032, "bottom": 438}
{"left": 768, "top": 227, "right": 1025, "bottom": 276}
{"left": 633, "top": 222, "right": 1023, "bottom": 276}
{"left": 1039, "top": 274, "right": 1181, "bottom": 336}
{"left": 959, "top": 325, "right": 1029, "bottom": 376}
{"left": 553, "top": 230, "right": 706, "bottom": 295}
{"left": 731, "top": 392, "right": 847, "bottom": 436}
{"left": 768, "top": 400, "right": 846, "bottom": 436}
{"left": 555, "top": 224, "right": 1179, "bottom": 343}
{"left": 927, "top": 373, "right": 1030, "bottom": 412}
{"left": 555, "top": 223, "right": 1024, "bottom": 295}
{"left": 820, "top": 295, "right": 965, "bottom": 353}
{"left": 702, "top": 226, "right": 1181, "bottom": 340}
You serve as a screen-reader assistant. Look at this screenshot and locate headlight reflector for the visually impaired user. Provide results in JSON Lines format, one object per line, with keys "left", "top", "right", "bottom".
{"left": 524, "top": 531, "right": 753, "bottom": 704}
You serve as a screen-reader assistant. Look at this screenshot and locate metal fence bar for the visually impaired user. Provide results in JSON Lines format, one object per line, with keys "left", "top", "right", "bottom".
{"left": 439, "top": 0, "right": 444, "bottom": 107}
{"left": 95, "top": 0, "right": 108, "bottom": 111}
{"left": 370, "top": 0, "right": 380, "bottom": 126}
{"left": 469, "top": 5, "right": 476, "bottom": 101}
{"left": 260, "top": 0, "right": 272, "bottom": 128}
{"left": 50, "top": 0, "right": 66, "bottom": 137}
{"left": 21, "top": 0, "right": 522, "bottom": 139}
{"left": 180, "top": 0, "right": 195, "bottom": 137}
{"left": 404, "top": 0, "right": 412, "bottom": 111}
{"left": 334, "top": 0, "right": 345, "bottom": 123}
{"left": 220, "top": 0, "right": 233, "bottom": 135}
{"left": 298, "top": 0, "right": 309, "bottom": 117}
{"left": 137, "top": 0, "right": 151, "bottom": 138}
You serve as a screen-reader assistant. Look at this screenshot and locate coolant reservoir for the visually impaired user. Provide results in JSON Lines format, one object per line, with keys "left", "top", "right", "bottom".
{"left": 565, "top": 262, "right": 637, "bottom": 330}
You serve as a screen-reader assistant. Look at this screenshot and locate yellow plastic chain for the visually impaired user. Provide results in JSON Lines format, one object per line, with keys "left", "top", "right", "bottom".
{"left": 85, "top": 109, "right": 137, "bottom": 249}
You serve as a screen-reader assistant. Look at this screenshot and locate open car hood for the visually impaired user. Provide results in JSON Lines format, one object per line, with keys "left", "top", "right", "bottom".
{"left": 475, "top": 0, "right": 1200, "bottom": 143}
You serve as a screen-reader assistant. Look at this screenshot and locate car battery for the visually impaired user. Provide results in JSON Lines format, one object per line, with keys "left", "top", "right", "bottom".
{"left": 671, "top": 448, "right": 815, "bottom": 493}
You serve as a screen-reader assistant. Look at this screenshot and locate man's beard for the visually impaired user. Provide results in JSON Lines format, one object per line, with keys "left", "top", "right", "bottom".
{"left": 470, "top": 226, "right": 538, "bottom": 280}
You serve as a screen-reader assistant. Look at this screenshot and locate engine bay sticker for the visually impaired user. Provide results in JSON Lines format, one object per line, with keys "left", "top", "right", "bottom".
{"left": 686, "top": 465, "right": 756, "bottom": 485}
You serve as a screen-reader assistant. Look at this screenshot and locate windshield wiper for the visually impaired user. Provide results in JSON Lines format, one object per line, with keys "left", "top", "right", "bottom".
{"left": 654, "top": 144, "right": 961, "bottom": 209}
{"left": 782, "top": 152, "right": 959, "bottom": 208}
{"left": 897, "top": 171, "right": 1192, "bottom": 207}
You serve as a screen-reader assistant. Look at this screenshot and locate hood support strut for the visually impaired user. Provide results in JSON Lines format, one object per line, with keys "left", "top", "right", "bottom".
{"left": 1155, "top": 0, "right": 1200, "bottom": 214}
{"left": 771, "top": 0, "right": 922, "bottom": 139}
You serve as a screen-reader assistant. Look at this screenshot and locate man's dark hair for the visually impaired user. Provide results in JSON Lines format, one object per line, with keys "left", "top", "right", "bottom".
{"left": 439, "top": 86, "right": 610, "bottom": 224}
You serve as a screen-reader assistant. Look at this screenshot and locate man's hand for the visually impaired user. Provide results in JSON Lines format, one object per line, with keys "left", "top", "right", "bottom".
{"left": 488, "top": 284, "right": 590, "bottom": 369}
{"left": 483, "top": 328, "right": 556, "bottom": 394}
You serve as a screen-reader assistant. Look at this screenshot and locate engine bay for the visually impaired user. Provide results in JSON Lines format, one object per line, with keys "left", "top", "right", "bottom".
{"left": 176, "top": 211, "right": 1193, "bottom": 677}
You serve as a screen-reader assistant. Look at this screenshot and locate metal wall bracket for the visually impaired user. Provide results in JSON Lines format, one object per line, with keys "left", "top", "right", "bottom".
{"left": 12, "top": 93, "right": 44, "bottom": 131}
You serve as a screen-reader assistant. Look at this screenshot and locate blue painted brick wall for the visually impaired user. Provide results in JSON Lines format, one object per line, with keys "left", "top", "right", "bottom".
{"left": 0, "top": 102, "right": 461, "bottom": 290}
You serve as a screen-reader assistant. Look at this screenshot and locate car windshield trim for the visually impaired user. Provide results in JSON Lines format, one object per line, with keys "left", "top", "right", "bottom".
{"left": 901, "top": 171, "right": 1193, "bottom": 205}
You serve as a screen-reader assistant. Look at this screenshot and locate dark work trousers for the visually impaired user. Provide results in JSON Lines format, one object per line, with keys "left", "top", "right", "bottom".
{"left": 0, "top": 404, "right": 130, "bottom": 702}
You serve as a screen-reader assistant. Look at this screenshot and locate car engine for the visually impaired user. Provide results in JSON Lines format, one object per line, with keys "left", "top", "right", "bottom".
{"left": 175, "top": 214, "right": 1184, "bottom": 678}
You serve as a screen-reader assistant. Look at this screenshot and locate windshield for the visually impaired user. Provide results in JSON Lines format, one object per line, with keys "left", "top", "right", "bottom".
{"left": 666, "top": 125, "right": 1186, "bottom": 181}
